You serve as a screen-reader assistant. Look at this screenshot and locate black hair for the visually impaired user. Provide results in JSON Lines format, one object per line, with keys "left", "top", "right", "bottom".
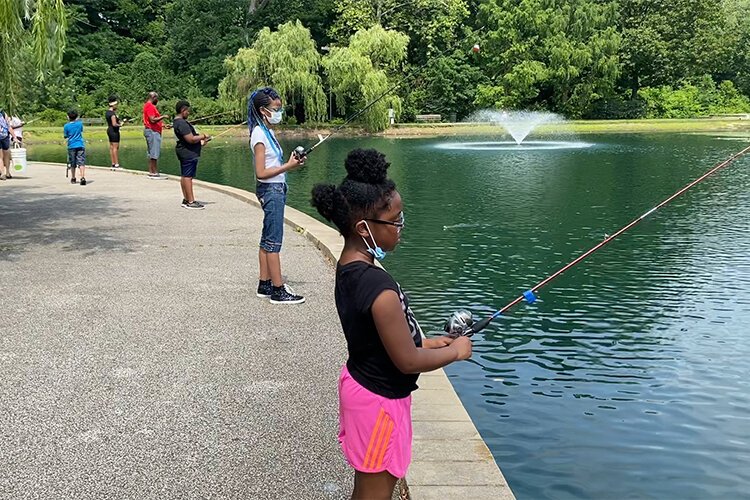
{"left": 67, "top": 109, "right": 78, "bottom": 121}
{"left": 108, "top": 94, "right": 118, "bottom": 103}
{"left": 311, "top": 149, "right": 397, "bottom": 237}
{"left": 176, "top": 100, "right": 190, "bottom": 114}
{"left": 247, "top": 87, "right": 280, "bottom": 132}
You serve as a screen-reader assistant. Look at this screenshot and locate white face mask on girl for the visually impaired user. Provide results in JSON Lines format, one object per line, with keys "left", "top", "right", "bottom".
{"left": 265, "top": 107, "right": 283, "bottom": 124}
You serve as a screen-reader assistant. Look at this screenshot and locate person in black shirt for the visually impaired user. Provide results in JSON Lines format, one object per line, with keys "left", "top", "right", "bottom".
{"left": 105, "top": 95, "right": 126, "bottom": 170}
{"left": 311, "top": 149, "right": 472, "bottom": 499}
{"left": 173, "top": 100, "right": 211, "bottom": 210}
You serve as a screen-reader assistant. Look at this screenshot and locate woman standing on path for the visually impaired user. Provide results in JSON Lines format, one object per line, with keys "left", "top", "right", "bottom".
{"left": 248, "top": 87, "right": 306, "bottom": 304}
{"left": 311, "top": 149, "right": 473, "bottom": 499}
{"left": 106, "top": 95, "right": 125, "bottom": 170}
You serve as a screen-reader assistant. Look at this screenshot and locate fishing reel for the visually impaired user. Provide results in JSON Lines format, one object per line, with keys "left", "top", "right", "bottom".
{"left": 293, "top": 146, "right": 308, "bottom": 160}
{"left": 443, "top": 310, "right": 475, "bottom": 338}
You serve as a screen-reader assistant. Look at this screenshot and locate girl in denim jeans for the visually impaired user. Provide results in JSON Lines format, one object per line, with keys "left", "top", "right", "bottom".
{"left": 248, "top": 87, "right": 306, "bottom": 304}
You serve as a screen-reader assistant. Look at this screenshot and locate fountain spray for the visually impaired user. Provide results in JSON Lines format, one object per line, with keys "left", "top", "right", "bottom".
{"left": 454, "top": 144, "right": 750, "bottom": 337}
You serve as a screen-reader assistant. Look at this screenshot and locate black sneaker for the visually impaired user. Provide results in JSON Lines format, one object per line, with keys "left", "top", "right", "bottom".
{"left": 80, "top": 178, "right": 87, "bottom": 186}
{"left": 256, "top": 279, "right": 273, "bottom": 298}
{"left": 181, "top": 198, "right": 188, "bottom": 206}
{"left": 70, "top": 177, "right": 76, "bottom": 184}
{"left": 270, "top": 284, "right": 305, "bottom": 304}
{"left": 182, "top": 201, "right": 205, "bottom": 210}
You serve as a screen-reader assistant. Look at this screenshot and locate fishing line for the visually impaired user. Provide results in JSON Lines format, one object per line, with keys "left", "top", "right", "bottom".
{"left": 458, "top": 144, "right": 750, "bottom": 337}
{"left": 292, "top": 82, "right": 404, "bottom": 159}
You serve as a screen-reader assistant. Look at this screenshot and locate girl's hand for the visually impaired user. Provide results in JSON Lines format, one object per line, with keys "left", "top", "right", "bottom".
{"left": 424, "top": 336, "right": 455, "bottom": 349}
{"left": 451, "top": 336, "right": 472, "bottom": 360}
{"left": 287, "top": 152, "right": 305, "bottom": 169}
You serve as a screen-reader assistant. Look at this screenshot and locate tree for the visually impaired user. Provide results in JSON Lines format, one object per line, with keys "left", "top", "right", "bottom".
{"left": 220, "top": 20, "right": 327, "bottom": 124}
{"left": 163, "top": 0, "right": 248, "bottom": 96}
{"left": 475, "top": 0, "right": 620, "bottom": 117}
{"left": 328, "top": 0, "right": 468, "bottom": 65}
{"left": 323, "top": 24, "right": 409, "bottom": 131}
{"left": 618, "top": 0, "right": 730, "bottom": 97}
{"left": 407, "top": 50, "right": 488, "bottom": 120}
{"left": 0, "top": 0, "right": 67, "bottom": 110}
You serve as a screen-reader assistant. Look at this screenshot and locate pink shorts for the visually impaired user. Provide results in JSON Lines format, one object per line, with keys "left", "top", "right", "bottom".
{"left": 338, "top": 365, "right": 413, "bottom": 478}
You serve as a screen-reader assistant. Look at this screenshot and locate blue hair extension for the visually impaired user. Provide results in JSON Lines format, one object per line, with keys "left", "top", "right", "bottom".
{"left": 248, "top": 87, "right": 284, "bottom": 163}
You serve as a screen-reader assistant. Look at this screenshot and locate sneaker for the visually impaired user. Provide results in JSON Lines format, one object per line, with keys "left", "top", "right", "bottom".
{"left": 181, "top": 198, "right": 188, "bottom": 206}
{"left": 80, "top": 178, "right": 87, "bottom": 186}
{"left": 0, "top": 174, "right": 5, "bottom": 181}
{"left": 70, "top": 177, "right": 76, "bottom": 184}
{"left": 182, "top": 201, "right": 205, "bottom": 210}
{"left": 256, "top": 279, "right": 273, "bottom": 298}
{"left": 270, "top": 284, "right": 305, "bottom": 304}
{"left": 148, "top": 173, "right": 167, "bottom": 180}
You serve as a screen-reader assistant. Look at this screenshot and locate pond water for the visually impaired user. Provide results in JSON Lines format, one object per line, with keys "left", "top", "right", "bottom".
{"left": 29, "top": 131, "right": 750, "bottom": 499}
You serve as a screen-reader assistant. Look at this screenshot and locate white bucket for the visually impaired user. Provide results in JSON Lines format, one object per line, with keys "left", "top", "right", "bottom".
{"left": 10, "top": 144, "right": 27, "bottom": 175}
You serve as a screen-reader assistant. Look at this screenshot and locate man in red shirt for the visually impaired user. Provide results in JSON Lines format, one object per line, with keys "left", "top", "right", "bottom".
{"left": 142, "top": 91, "right": 170, "bottom": 179}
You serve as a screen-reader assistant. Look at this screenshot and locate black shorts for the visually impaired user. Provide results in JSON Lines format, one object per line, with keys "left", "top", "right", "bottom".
{"left": 0, "top": 136, "right": 9, "bottom": 150}
{"left": 180, "top": 158, "right": 199, "bottom": 178}
{"left": 107, "top": 130, "right": 120, "bottom": 143}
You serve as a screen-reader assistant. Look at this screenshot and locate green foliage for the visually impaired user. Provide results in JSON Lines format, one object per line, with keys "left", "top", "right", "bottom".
{"left": 407, "top": 51, "right": 488, "bottom": 120}
{"left": 0, "top": 0, "right": 67, "bottom": 111}
{"left": 323, "top": 24, "right": 408, "bottom": 131}
{"left": 475, "top": 0, "right": 621, "bottom": 117}
{"left": 639, "top": 77, "right": 750, "bottom": 118}
{"left": 7, "top": 0, "right": 750, "bottom": 124}
{"left": 221, "top": 20, "right": 327, "bottom": 123}
{"left": 329, "top": 0, "right": 469, "bottom": 65}
{"left": 619, "top": 0, "right": 731, "bottom": 96}
{"left": 163, "top": 0, "right": 247, "bottom": 97}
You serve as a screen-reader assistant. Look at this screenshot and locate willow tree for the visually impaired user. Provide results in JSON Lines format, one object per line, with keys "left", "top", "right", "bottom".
{"left": 0, "top": 0, "right": 66, "bottom": 111}
{"left": 219, "top": 20, "right": 326, "bottom": 123}
{"left": 323, "top": 24, "right": 409, "bottom": 131}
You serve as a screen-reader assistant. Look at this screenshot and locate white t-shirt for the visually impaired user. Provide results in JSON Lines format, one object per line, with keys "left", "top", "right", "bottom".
{"left": 9, "top": 116, "right": 22, "bottom": 138}
{"left": 250, "top": 125, "right": 285, "bottom": 183}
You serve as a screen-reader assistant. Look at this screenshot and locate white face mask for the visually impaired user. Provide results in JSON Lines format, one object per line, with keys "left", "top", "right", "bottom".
{"left": 265, "top": 107, "right": 283, "bottom": 124}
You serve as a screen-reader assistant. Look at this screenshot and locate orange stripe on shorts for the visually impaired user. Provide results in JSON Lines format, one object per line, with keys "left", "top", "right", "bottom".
{"left": 373, "top": 418, "right": 394, "bottom": 469}
{"left": 362, "top": 409, "right": 386, "bottom": 469}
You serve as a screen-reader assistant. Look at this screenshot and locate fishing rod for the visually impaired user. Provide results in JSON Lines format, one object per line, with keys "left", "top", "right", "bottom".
{"left": 191, "top": 110, "right": 237, "bottom": 124}
{"left": 292, "top": 82, "right": 401, "bottom": 160}
{"left": 451, "top": 144, "right": 750, "bottom": 337}
{"left": 208, "top": 120, "right": 248, "bottom": 140}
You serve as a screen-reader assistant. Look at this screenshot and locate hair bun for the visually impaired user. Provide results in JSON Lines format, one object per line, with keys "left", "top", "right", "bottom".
{"left": 344, "top": 149, "right": 390, "bottom": 184}
{"left": 310, "top": 183, "right": 338, "bottom": 221}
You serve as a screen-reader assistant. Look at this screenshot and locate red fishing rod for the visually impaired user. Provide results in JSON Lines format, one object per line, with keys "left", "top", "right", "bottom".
{"left": 459, "top": 144, "right": 750, "bottom": 337}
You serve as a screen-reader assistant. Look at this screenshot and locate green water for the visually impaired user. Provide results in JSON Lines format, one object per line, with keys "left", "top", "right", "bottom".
{"left": 30, "top": 132, "right": 750, "bottom": 499}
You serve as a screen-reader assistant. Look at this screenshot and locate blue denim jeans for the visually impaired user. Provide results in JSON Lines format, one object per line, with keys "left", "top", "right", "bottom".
{"left": 256, "top": 181, "right": 287, "bottom": 253}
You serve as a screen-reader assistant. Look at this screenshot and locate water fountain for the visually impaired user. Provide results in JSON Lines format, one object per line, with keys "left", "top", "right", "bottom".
{"left": 435, "top": 109, "right": 593, "bottom": 151}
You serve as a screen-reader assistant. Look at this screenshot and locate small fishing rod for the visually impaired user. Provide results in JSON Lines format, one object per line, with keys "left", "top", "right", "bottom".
{"left": 191, "top": 110, "right": 237, "bottom": 124}
{"left": 209, "top": 120, "right": 249, "bottom": 140}
{"left": 292, "top": 83, "right": 401, "bottom": 160}
{"left": 457, "top": 144, "right": 750, "bottom": 337}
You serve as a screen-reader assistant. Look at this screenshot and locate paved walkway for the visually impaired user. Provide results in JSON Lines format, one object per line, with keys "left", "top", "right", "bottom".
{"left": 1, "top": 164, "right": 350, "bottom": 498}
{"left": 1, "top": 162, "right": 514, "bottom": 499}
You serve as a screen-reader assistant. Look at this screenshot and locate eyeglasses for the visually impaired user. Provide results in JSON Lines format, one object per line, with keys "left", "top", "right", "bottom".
{"left": 365, "top": 212, "right": 405, "bottom": 232}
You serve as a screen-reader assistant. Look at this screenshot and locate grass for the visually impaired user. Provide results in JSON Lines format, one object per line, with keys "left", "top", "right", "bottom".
{"left": 22, "top": 117, "right": 750, "bottom": 145}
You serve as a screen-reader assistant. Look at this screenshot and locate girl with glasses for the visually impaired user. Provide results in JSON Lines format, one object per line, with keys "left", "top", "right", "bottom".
{"left": 311, "top": 148, "right": 472, "bottom": 499}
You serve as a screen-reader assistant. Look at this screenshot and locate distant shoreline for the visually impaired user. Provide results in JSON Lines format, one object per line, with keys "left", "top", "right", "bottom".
{"left": 21, "top": 117, "right": 750, "bottom": 145}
